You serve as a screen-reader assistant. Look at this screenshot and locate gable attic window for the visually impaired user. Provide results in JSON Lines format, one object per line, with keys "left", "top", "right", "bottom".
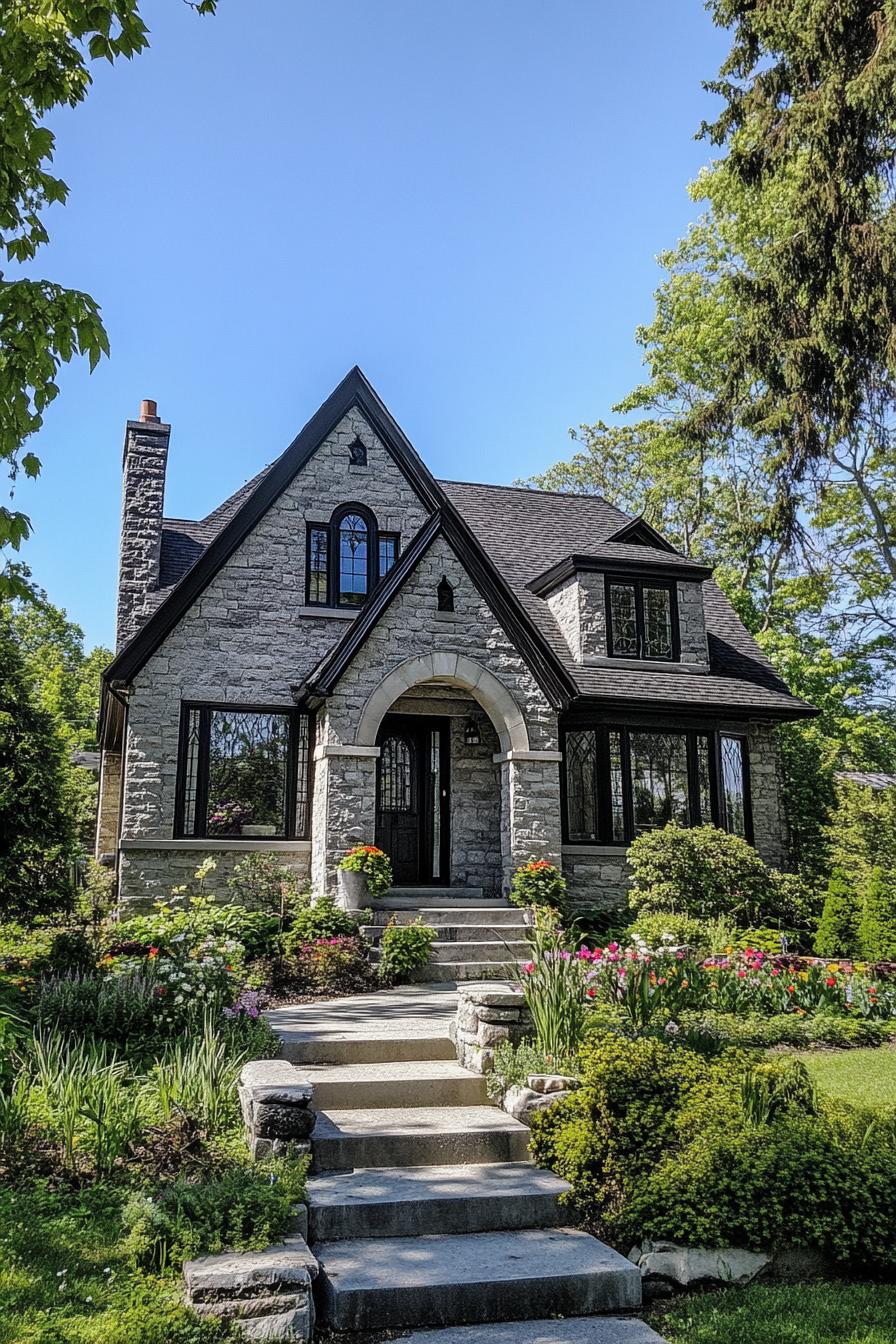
{"left": 606, "top": 576, "right": 678, "bottom": 661}
{"left": 306, "top": 505, "right": 395, "bottom": 608}
{"left": 175, "top": 704, "right": 311, "bottom": 840}
{"left": 562, "top": 725, "right": 752, "bottom": 846}
{"left": 349, "top": 437, "right": 368, "bottom": 466}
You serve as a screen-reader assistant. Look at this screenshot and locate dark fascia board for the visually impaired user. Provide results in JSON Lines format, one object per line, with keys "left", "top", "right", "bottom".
{"left": 604, "top": 515, "right": 677, "bottom": 552}
{"left": 103, "top": 367, "right": 446, "bottom": 688}
{"left": 104, "top": 366, "right": 576, "bottom": 709}
{"left": 528, "top": 552, "right": 714, "bottom": 597}
{"left": 297, "top": 510, "right": 577, "bottom": 710}
{"left": 567, "top": 693, "right": 819, "bottom": 723}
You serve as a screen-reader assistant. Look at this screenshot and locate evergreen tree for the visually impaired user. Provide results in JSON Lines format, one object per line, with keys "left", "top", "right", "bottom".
{"left": 0, "top": 613, "right": 76, "bottom": 918}
{"left": 814, "top": 869, "right": 861, "bottom": 959}
{"left": 857, "top": 867, "right": 896, "bottom": 962}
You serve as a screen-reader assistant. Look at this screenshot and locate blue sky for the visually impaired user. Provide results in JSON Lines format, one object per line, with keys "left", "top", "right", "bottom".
{"left": 17, "top": 1, "right": 729, "bottom": 650}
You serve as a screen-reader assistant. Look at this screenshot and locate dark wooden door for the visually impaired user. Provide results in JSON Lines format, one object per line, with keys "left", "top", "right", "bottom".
{"left": 376, "top": 716, "right": 449, "bottom": 885}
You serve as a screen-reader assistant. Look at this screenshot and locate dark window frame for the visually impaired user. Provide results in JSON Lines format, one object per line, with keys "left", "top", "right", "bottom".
{"left": 604, "top": 574, "right": 680, "bottom": 662}
{"left": 305, "top": 504, "right": 398, "bottom": 608}
{"left": 560, "top": 722, "right": 753, "bottom": 847}
{"left": 174, "top": 701, "right": 313, "bottom": 841}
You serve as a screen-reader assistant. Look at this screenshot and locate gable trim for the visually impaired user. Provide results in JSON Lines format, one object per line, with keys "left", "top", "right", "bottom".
{"left": 295, "top": 510, "right": 576, "bottom": 710}
{"left": 103, "top": 367, "right": 444, "bottom": 687}
{"left": 529, "top": 552, "right": 713, "bottom": 596}
{"left": 605, "top": 515, "right": 678, "bottom": 552}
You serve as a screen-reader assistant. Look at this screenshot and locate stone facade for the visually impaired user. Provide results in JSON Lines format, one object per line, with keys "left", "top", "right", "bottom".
{"left": 100, "top": 386, "right": 799, "bottom": 910}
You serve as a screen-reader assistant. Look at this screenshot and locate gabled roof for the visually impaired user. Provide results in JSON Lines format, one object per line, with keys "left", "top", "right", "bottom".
{"left": 528, "top": 547, "right": 713, "bottom": 596}
{"left": 104, "top": 374, "right": 816, "bottom": 725}
{"left": 104, "top": 369, "right": 576, "bottom": 709}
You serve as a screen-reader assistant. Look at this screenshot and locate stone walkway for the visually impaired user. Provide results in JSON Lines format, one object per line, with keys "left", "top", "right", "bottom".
{"left": 268, "top": 982, "right": 666, "bottom": 1343}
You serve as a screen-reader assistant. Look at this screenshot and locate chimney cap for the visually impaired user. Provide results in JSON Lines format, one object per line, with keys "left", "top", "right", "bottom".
{"left": 139, "top": 399, "right": 160, "bottom": 423}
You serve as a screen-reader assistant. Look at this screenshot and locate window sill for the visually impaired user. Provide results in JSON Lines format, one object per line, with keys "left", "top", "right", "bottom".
{"left": 120, "top": 839, "right": 312, "bottom": 852}
{"left": 297, "top": 606, "right": 359, "bottom": 620}
{"left": 582, "top": 655, "right": 708, "bottom": 673}
{"left": 562, "top": 843, "right": 629, "bottom": 857}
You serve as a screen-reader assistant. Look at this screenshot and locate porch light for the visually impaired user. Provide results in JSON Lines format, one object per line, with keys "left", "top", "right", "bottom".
{"left": 464, "top": 718, "right": 481, "bottom": 747}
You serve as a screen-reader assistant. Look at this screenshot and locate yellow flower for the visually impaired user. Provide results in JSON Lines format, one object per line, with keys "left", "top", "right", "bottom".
{"left": 725, "top": 946, "right": 733, "bottom": 954}
{"left": 798, "top": 970, "right": 809, "bottom": 981}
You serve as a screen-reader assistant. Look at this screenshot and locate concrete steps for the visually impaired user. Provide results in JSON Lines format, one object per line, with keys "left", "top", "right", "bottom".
{"left": 395, "top": 1319, "right": 668, "bottom": 1344}
{"left": 304, "top": 1059, "right": 488, "bottom": 1110}
{"left": 365, "top": 897, "right": 529, "bottom": 982}
{"left": 368, "top": 905, "right": 526, "bottom": 926}
{"left": 307, "top": 1161, "right": 570, "bottom": 1240}
{"left": 407, "top": 961, "right": 524, "bottom": 983}
{"left": 311, "top": 1105, "right": 531, "bottom": 1171}
{"left": 314, "top": 1227, "right": 642, "bottom": 1331}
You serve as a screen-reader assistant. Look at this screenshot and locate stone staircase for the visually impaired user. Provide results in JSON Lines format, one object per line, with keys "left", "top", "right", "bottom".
{"left": 280, "top": 997, "right": 664, "bottom": 1342}
{"left": 363, "top": 888, "right": 530, "bottom": 982}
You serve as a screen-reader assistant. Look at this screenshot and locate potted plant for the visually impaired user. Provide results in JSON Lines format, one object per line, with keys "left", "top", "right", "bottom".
{"left": 337, "top": 845, "right": 393, "bottom": 910}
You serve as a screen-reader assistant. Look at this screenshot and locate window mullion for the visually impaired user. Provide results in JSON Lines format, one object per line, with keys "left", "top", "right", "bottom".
{"left": 621, "top": 729, "right": 634, "bottom": 842}
{"left": 635, "top": 581, "right": 645, "bottom": 660}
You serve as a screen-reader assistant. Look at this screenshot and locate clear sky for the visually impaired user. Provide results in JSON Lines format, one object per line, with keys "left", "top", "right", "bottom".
{"left": 16, "top": 0, "right": 729, "bottom": 650}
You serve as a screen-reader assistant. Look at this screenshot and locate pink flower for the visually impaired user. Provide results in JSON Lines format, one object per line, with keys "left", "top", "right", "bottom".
{"left": 608, "top": 942, "right": 619, "bottom": 953}
{"left": 737, "top": 969, "right": 746, "bottom": 979}
{"left": 523, "top": 961, "right": 535, "bottom": 975}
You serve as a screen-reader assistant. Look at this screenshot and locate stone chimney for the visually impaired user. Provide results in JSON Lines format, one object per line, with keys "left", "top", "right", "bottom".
{"left": 116, "top": 400, "right": 170, "bottom": 650}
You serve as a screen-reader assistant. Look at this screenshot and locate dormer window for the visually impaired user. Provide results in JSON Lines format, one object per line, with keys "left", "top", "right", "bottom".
{"left": 606, "top": 576, "right": 677, "bottom": 661}
{"left": 305, "top": 505, "right": 398, "bottom": 608}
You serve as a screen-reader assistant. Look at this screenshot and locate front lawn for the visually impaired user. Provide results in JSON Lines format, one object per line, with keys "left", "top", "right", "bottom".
{"left": 651, "top": 1282, "right": 896, "bottom": 1344}
{"left": 798, "top": 1045, "right": 896, "bottom": 1110}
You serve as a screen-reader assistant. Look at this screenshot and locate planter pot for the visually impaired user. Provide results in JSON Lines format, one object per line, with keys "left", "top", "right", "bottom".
{"left": 337, "top": 868, "right": 369, "bottom": 911}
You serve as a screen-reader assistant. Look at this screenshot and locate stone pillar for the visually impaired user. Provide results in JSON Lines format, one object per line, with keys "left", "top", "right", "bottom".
{"left": 496, "top": 750, "right": 563, "bottom": 891}
{"left": 95, "top": 749, "right": 122, "bottom": 860}
{"left": 117, "top": 400, "right": 170, "bottom": 650}
{"left": 312, "top": 745, "right": 379, "bottom": 895}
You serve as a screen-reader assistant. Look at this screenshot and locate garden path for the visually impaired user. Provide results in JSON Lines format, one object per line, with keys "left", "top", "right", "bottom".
{"left": 269, "top": 980, "right": 667, "bottom": 1344}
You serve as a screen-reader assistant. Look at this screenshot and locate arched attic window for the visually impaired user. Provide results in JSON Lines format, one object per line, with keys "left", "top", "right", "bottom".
{"left": 437, "top": 575, "right": 455, "bottom": 612}
{"left": 306, "top": 504, "right": 398, "bottom": 608}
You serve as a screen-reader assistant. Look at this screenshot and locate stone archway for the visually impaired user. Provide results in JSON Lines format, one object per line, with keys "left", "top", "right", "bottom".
{"left": 354, "top": 652, "right": 530, "bottom": 756}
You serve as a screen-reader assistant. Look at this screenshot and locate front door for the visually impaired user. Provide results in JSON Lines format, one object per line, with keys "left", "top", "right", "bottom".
{"left": 376, "top": 715, "right": 449, "bottom": 885}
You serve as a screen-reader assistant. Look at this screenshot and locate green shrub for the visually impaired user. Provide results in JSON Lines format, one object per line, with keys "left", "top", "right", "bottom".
{"left": 123, "top": 1155, "right": 308, "bottom": 1270}
{"left": 486, "top": 1038, "right": 580, "bottom": 1098}
{"left": 377, "top": 918, "right": 435, "bottom": 985}
{"left": 227, "top": 852, "right": 301, "bottom": 924}
{"left": 509, "top": 860, "right": 567, "bottom": 911}
{"left": 626, "top": 911, "right": 708, "bottom": 950}
{"left": 337, "top": 845, "right": 392, "bottom": 898}
{"left": 34, "top": 971, "right": 166, "bottom": 1055}
{"left": 814, "top": 868, "right": 861, "bottom": 957}
{"left": 857, "top": 866, "right": 896, "bottom": 961}
{"left": 282, "top": 892, "right": 361, "bottom": 950}
{"left": 116, "top": 892, "right": 277, "bottom": 963}
{"left": 530, "top": 1030, "right": 896, "bottom": 1266}
{"left": 628, "top": 824, "right": 791, "bottom": 927}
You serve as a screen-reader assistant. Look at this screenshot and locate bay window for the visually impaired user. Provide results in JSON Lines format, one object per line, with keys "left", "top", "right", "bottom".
{"left": 562, "top": 724, "right": 751, "bottom": 845}
{"left": 176, "top": 704, "right": 311, "bottom": 839}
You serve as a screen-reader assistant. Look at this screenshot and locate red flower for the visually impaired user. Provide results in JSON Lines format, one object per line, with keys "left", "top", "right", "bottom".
{"left": 147, "top": 946, "right": 159, "bottom": 959}
{"left": 787, "top": 984, "right": 796, "bottom": 994}
{"left": 826, "top": 977, "right": 836, "bottom": 988}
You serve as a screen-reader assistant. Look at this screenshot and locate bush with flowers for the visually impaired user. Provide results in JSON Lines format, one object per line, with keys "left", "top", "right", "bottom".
{"left": 290, "top": 934, "right": 373, "bottom": 995}
{"left": 337, "top": 845, "right": 392, "bottom": 899}
{"left": 509, "top": 860, "right": 567, "bottom": 911}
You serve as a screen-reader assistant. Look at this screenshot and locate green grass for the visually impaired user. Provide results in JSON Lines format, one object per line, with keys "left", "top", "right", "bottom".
{"left": 651, "top": 1282, "right": 896, "bottom": 1343}
{"left": 797, "top": 1044, "right": 896, "bottom": 1109}
{"left": 0, "top": 1183, "right": 231, "bottom": 1344}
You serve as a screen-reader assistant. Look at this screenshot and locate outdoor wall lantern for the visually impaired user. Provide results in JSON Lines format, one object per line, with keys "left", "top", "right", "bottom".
{"left": 464, "top": 718, "right": 481, "bottom": 747}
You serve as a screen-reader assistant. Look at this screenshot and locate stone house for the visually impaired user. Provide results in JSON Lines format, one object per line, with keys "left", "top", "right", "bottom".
{"left": 97, "top": 368, "right": 815, "bottom": 908}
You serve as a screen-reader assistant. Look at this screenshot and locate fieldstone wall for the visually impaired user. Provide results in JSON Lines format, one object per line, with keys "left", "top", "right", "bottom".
{"left": 117, "top": 417, "right": 170, "bottom": 650}
{"left": 96, "top": 750, "right": 122, "bottom": 859}
{"left": 315, "top": 531, "right": 561, "bottom": 892}
{"left": 743, "top": 720, "right": 789, "bottom": 869}
{"left": 117, "top": 409, "right": 431, "bottom": 905}
{"left": 562, "top": 847, "right": 631, "bottom": 911}
{"left": 118, "top": 845, "right": 311, "bottom": 907}
{"left": 451, "top": 984, "right": 533, "bottom": 1074}
{"left": 546, "top": 577, "right": 581, "bottom": 662}
{"left": 676, "top": 580, "right": 709, "bottom": 665}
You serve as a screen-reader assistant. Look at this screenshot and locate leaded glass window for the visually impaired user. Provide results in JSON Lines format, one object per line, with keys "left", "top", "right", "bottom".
{"left": 721, "top": 735, "right": 747, "bottom": 837}
{"left": 380, "top": 735, "right": 414, "bottom": 812}
{"left": 609, "top": 583, "right": 639, "bottom": 656}
{"left": 606, "top": 576, "right": 677, "bottom": 661}
{"left": 176, "top": 705, "right": 311, "bottom": 840}
{"left": 643, "top": 586, "right": 673, "bottom": 659}
{"left": 696, "top": 733, "right": 712, "bottom": 823}
{"left": 608, "top": 730, "right": 626, "bottom": 841}
{"left": 308, "top": 527, "right": 329, "bottom": 604}
{"left": 629, "top": 731, "right": 690, "bottom": 833}
{"left": 339, "top": 513, "right": 369, "bottom": 605}
{"left": 565, "top": 729, "right": 598, "bottom": 841}
{"left": 379, "top": 534, "right": 398, "bottom": 578}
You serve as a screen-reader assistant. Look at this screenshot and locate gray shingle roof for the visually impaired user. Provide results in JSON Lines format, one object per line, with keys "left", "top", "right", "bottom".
{"left": 157, "top": 474, "right": 810, "bottom": 718}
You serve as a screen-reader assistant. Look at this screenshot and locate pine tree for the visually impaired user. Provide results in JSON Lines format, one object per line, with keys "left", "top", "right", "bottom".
{"left": 0, "top": 613, "right": 76, "bottom": 918}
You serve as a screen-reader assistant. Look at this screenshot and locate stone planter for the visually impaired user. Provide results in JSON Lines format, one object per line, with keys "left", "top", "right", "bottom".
{"left": 337, "top": 867, "right": 369, "bottom": 911}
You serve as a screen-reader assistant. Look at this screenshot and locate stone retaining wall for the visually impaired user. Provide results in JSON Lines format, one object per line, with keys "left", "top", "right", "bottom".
{"left": 450, "top": 983, "right": 533, "bottom": 1074}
